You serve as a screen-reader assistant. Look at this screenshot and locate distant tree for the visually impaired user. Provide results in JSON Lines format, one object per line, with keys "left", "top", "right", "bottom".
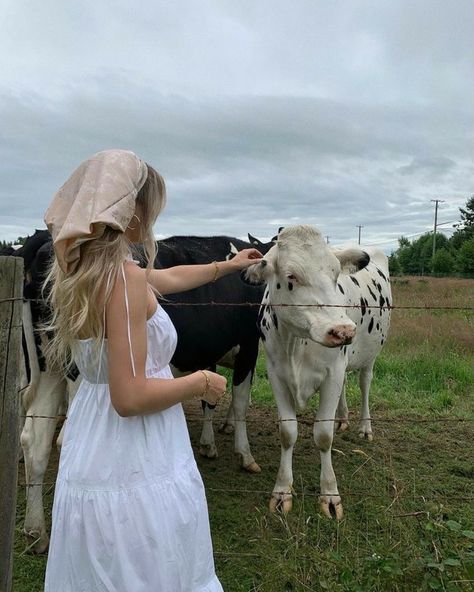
{"left": 451, "top": 196, "right": 474, "bottom": 248}
{"left": 431, "top": 248, "right": 455, "bottom": 276}
{"left": 459, "top": 196, "right": 474, "bottom": 230}
{"left": 457, "top": 238, "right": 474, "bottom": 277}
{"left": 388, "top": 253, "right": 402, "bottom": 276}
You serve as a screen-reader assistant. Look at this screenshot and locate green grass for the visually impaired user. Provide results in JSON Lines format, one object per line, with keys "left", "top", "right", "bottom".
{"left": 12, "top": 278, "right": 474, "bottom": 591}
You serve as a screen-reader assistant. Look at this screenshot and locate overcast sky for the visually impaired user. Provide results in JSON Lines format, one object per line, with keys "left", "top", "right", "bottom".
{"left": 1, "top": 0, "right": 473, "bottom": 252}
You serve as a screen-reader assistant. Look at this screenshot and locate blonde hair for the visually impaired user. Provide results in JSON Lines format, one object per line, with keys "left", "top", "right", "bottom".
{"left": 43, "top": 165, "right": 166, "bottom": 373}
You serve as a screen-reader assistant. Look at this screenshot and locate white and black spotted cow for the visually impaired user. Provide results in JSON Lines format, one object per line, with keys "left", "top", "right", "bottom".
{"left": 13, "top": 230, "right": 274, "bottom": 553}
{"left": 246, "top": 225, "right": 391, "bottom": 519}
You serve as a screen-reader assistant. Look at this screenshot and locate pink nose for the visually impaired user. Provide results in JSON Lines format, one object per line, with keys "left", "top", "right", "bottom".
{"left": 325, "top": 324, "right": 356, "bottom": 347}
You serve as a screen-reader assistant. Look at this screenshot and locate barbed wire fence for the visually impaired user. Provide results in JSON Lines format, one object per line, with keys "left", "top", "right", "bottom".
{"left": 6, "top": 293, "right": 474, "bottom": 562}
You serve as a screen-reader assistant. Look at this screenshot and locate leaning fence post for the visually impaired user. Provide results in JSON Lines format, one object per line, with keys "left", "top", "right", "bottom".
{"left": 0, "top": 256, "right": 23, "bottom": 592}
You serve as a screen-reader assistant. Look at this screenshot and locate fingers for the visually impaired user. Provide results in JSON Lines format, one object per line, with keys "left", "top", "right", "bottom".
{"left": 247, "top": 248, "right": 263, "bottom": 259}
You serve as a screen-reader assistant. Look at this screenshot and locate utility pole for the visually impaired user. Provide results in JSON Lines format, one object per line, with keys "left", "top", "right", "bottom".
{"left": 356, "top": 225, "right": 363, "bottom": 245}
{"left": 325, "top": 236, "right": 330, "bottom": 244}
{"left": 431, "top": 199, "right": 445, "bottom": 260}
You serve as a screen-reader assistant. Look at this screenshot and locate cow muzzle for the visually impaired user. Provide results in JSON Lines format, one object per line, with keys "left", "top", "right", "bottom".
{"left": 324, "top": 324, "right": 356, "bottom": 348}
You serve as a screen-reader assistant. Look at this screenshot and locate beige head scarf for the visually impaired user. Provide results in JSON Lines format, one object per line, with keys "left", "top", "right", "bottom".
{"left": 44, "top": 149, "right": 148, "bottom": 274}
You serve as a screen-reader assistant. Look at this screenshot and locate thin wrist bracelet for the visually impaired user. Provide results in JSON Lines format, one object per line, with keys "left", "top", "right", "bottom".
{"left": 211, "top": 261, "right": 219, "bottom": 283}
{"left": 195, "top": 370, "right": 210, "bottom": 400}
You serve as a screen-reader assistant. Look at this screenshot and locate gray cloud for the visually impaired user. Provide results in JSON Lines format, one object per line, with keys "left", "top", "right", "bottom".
{"left": 1, "top": 1, "right": 473, "bottom": 250}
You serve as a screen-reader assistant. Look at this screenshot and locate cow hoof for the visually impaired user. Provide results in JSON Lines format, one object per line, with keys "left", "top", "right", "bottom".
{"left": 319, "top": 495, "right": 343, "bottom": 520}
{"left": 199, "top": 444, "right": 218, "bottom": 459}
{"left": 243, "top": 461, "right": 261, "bottom": 474}
{"left": 335, "top": 420, "right": 350, "bottom": 433}
{"left": 23, "top": 529, "right": 49, "bottom": 554}
{"left": 358, "top": 430, "right": 374, "bottom": 442}
{"left": 269, "top": 493, "right": 293, "bottom": 514}
{"left": 219, "top": 423, "right": 234, "bottom": 435}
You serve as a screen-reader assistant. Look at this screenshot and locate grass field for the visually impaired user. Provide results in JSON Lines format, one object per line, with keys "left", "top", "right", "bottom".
{"left": 13, "top": 277, "right": 474, "bottom": 591}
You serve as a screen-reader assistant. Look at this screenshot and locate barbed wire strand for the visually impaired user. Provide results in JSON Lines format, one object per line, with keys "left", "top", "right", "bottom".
{"left": 15, "top": 482, "right": 474, "bottom": 500}
{"left": 1, "top": 296, "right": 474, "bottom": 311}
{"left": 18, "top": 413, "right": 474, "bottom": 424}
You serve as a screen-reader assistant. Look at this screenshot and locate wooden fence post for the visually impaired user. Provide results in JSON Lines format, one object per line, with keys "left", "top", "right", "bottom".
{"left": 0, "top": 256, "right": 23, "bottom": 592}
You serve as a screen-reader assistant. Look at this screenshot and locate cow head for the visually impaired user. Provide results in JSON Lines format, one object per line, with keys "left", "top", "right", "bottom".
{"left": 246, "top": 225, "right": 370, "bottom": 347}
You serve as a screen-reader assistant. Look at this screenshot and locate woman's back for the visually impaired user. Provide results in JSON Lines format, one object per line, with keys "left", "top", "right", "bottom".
{"left": 45, "top": 297, "right": 223, "bottom": 591}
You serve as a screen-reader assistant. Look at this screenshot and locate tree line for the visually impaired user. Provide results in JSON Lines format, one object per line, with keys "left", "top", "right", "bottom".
{"left": 389, "top": 197, "right": 474, "bottom": 277}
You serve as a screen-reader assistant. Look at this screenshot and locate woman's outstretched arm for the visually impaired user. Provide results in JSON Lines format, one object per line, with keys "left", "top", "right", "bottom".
{"left": 146, "top": 248, "right": 262, "bottom": 295}
{"left": 107, "top": 262, "right": 226, "bottom": 417}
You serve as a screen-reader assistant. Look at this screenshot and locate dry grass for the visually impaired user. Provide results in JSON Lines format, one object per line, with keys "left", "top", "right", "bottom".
{"left": 388, "top": 277, "right": 474, "bottom": 356}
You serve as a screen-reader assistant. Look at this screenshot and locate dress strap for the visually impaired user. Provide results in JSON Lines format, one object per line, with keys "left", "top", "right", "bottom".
{"left": 93, "top": 268, "right": 113, "bottom": 414}
{"left": 121, "top": 262, "right": 137, "bottom": 378}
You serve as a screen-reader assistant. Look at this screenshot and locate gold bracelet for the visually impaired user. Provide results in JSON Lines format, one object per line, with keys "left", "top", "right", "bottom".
{"left": 211, "top": 261, "right": 219, "bottom": 283}
{"left": 194, "top": 370, "right": 210, "bottom": 400}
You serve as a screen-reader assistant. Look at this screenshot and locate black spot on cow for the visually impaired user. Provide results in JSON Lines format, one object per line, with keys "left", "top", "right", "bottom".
{"left": 357, "top": 251, "right": 371, "bottom": 270}
{"left": 350, "top": 276, "right": 360, "bottom": 287}
{"left": 376, "top": 322, "right": 380, "bottom": 331}
{"left": 379, "top": 295, "right": 385, "bottom": 310}
{"left": 377, "top": 269, "right": 387, "bottom": 281}
{"left": 360, "top": 297, "right": 366, "bottom": 316}
{"left": 288, "top": 282, "right": 293, "bottom": 291}
{"left": 368, "top": 286, "right": 377, "bottom": 301}
{"left": 338, "top": 283, "right": 345, "bottom": 294}
{"left": 377, "top": 282, "right": 382, "bottom": 293}
{"left": 276, "top": 283, "right": 281, "bottom": 290}
{"left": 368, "top": 317, "right": 374, "bottom": 334}
{"left": 381, "top": 338, "right": 384, "bottom": 345}
{"left": 271, "top": 311, "right": 279, "bottom": 330}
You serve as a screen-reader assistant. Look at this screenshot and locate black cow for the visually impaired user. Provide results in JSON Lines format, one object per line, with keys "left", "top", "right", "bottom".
{"left": 152, "top": 235, "right": 272, "bottom": 467}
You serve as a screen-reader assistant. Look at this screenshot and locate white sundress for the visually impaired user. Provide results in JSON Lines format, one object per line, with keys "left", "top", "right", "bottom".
{"left": 44, "top": 266, "right": 223, "bottom": 592}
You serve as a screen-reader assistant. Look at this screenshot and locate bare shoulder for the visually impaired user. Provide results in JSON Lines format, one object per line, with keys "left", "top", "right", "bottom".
{"left": 123, "top": 260, "right": 147, "bottom": 281}
{"left": 107, "top": 261, "right": 148, "bottom": 325}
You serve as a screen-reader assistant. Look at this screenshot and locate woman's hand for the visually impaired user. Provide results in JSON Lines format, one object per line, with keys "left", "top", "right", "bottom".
{"left": 197, "top": 370, "right": 227, "bottom": 405}
{"left": 230, "top": 248, "right": 263, "bottom": 270}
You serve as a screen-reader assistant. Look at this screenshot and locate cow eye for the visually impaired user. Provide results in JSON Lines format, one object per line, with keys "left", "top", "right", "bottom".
{"left": 287, "top": 274, "right": 296, "bottom": 281}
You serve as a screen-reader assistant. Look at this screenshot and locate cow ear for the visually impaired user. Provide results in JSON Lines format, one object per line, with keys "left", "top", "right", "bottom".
{"left": 242, "top": 247, "right": 276, "bottom": 285}
{"left": 334, "top": 248, "right": 370, "bottom": 275}
{"left": 247, "top": 233, "right": 262, "bottom": 247}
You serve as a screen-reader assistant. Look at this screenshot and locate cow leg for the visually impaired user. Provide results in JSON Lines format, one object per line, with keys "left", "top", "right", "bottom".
{"left": 229, "top": 341, "right": 260, "bottom": 473}
{"left": 199, "top": 401, "right": 218, "bottom": 459}
{"left": 230, "top": 371, "right": 260, "bottom": 473}
{"left": 270, "top": 379, "right": 297, "bottom": 513}
{"left": 219, "top": 405, "right": 235, "bottom": 434}
{"left": 314, "top": 375, "right": 344, "bottom": 519}
{"left": 21, "top": 371, "right": 66, "bottom": 553}
{"left": 334, "top": 375, "right": 349, "bottom": 433}
{"left": 198, "top": 362, "right": 219, "bottom": 459}
{"left": 358, "top": 362, "right": 374, "bottom": 441}
{"left": 56, "top": 376, "right": 81, "bottom": 451}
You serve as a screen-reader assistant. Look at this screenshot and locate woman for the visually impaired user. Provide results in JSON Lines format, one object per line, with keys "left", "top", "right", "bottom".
{"left": 43, "top": 149, "right": 262, "bottom": 591}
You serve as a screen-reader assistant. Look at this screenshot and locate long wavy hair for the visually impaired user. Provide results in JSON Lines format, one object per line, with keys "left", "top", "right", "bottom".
{"left": 42, "top": 164, "right": 166, "bottom": 373}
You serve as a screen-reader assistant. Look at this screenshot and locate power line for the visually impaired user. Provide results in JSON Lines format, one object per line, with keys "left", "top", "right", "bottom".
{"left": 431, "top": 199, "right": 445, "bottom": 261}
